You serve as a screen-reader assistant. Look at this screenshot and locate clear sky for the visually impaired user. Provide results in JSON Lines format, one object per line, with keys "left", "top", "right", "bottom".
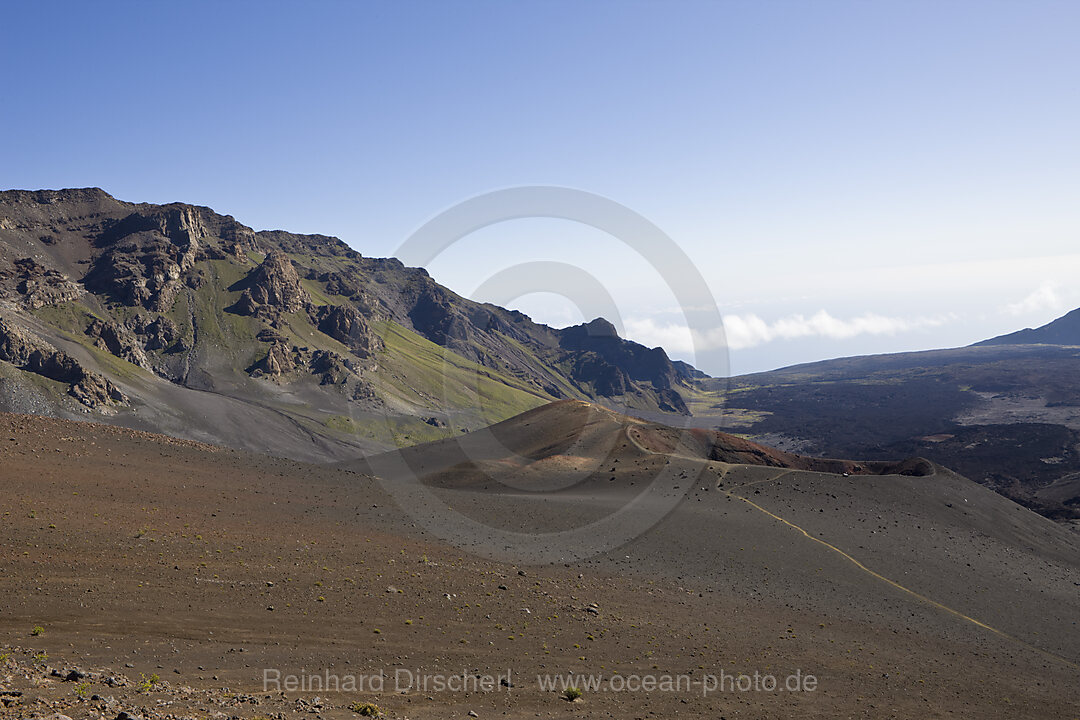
{"left": 3, "top": 1, "right": 1078, "bottom": 375}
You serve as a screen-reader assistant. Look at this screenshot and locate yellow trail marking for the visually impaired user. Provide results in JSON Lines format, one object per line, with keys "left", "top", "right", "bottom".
{"left": 728, "top": 487, "right": 1079, "bottom": 672}
{"left": 629, "top": 434, "right": 1078, "bottom": 671}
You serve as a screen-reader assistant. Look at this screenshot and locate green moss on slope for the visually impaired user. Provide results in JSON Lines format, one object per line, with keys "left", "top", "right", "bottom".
{"left": 375, "top": 321, "right": 551, "bottom": 425}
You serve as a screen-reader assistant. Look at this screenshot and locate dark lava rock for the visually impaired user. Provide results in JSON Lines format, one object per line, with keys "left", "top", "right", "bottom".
{"left": 0, "top": 316, "right": 127, "bottom": 407}
{"left": 311, "top": 304, "right": 382, "bottom": 358}
{"left": 230, "top": 250, "right": 308, "bottom": 317}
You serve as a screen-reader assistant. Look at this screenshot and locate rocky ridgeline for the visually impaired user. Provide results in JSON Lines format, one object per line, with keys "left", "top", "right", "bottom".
{"left": 2, "top": 201, "right": 383, "bottom": 399}
{"left": 0, "top": 317, "right": 126, "bottom": 408}
{"left": 0, "top": 188, "right": 702, "bottom": 440}
{"left": 559, "top": 318, "right": 690, "bottom": 414}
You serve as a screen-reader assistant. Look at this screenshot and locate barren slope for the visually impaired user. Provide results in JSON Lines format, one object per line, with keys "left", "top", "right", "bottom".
{"left": 2, "top": 406, "right": 1078, "bottom": 719}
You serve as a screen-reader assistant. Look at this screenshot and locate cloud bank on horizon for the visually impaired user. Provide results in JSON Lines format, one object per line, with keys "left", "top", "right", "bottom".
{"left": 1005, "top": 281, "right": 1065, "bottom": 318}
{"left": 625, "top": 310, "right": 957, "bottom": 354}
{"left": 4, "top": 2, "right": 1078, "bottom": 377}
{"left": 621, "top": 276, "right": 1078, "bottom": 374}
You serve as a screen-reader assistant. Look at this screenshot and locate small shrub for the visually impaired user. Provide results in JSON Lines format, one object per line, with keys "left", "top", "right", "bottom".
{"left": 351, "top": 702, "right": 381, "bottom": 717}
{"left": 30, "top": 625, "right": 44, "bottom": 636}
{"left": 138, "top": 672, "right": 160, "bottom": 692}
{"left": 563, "top": 686, "right": 583, "bottom": 701}
{"left": 75, "top": 682, "right": 90, "bottom": 698}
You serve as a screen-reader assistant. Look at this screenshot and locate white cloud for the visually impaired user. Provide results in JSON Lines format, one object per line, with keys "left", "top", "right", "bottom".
{"left": 1004, "top": 281, "right": 1063, "bottom": 317}
{"left": 623, "top": 317, "right": 696, "bottom": 352}
{"left": 624, "top": 310, "right": 956, "bottom": 353}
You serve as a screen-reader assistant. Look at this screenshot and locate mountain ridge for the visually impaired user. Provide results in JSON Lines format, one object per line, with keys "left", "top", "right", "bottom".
{"left": 975, "top": 306, "right": 1080, "bottom": 347}
{"left": 0, "top": 187, "right": 705, "bottom": 460}
{"left": 703, "top": 311, "right": 1080, "bottom": 523}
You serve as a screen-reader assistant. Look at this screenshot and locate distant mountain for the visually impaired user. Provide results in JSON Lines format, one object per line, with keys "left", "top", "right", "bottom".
{"left": 0, "top": 188, "right": 703, "bottom": 461}
{"left": 706, "top": 337, "right": 1080, "bottom": 523}
{"left": 975, "top": 307, "right": 1080, "bottom": 346}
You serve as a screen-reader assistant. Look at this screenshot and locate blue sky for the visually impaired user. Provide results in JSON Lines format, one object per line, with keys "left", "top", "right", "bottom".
{"left": 3, "top": 1, "right": 1078, "bottom": 375}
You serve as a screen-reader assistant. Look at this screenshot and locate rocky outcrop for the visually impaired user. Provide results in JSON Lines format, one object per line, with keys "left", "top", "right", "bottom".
{"left": 310, "top": 349, "right": 358, "bottom": 385}
{"left": 83, "top": 313, "right": 182, "bottom": 371}
{"left": 6, "top": 257, "right": 83, "bottom": 309}
{"left": 249, "top": 340, "right": 301, "bottom": 377}
{"left": 128, "top": 313, "right": 180, "bottom": 352}
{"left": 408, "top": 282, "right": 472, "bottom": 350}
{"left": 2, "top": 188, "right": 706, "bottom": 433}
{"left": 571, "top": 352, "right": 629, "bottom": 396}
{"left": 231, "top": 251, "right": 309, "bottom": 319}
{"left": 656, "top": 387, "right": 690, "bottom": 414}
{"left": 0, "top": 316, "right": 126, "bottom": 408}
{"left": 85, "top": 318, "right": 150, "bottom": 369}
{"left": 560, "top": 318, "right": 681, "bottom": 391}
{"left": 255, "top": 327, "right": 286, "bottom": 344}
{"left": 248, "top": 340, "right": 360, "bottom": 386}
{"left": 83, "top": 207, "right": 203, "bottom": 311}
{"left": 311, "top": 304, "right": 382, "bottom": 359}
{"left": 312, "top": 270, "right": 360, "bottom": 298}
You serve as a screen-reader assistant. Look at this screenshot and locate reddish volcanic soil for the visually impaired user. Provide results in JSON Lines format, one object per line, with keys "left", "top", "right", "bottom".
{"left": 1, "top": 404, "right": 1079, "bottom": 719}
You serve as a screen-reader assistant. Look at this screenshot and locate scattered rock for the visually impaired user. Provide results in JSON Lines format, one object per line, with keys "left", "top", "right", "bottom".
{"left": 255, "top": 328, "right": 285, "bottom": 344}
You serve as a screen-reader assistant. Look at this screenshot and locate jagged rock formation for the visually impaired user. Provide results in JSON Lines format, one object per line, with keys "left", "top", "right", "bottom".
{"left": 83, "top": 205, "right": 206, "bottom": 311}
{"left": 0, "top": 187, "right": 707, "bottom": 461}
{"left": 249, "top": 340, "right": 301, "bottom": 377}
{"left": 82, "top": 313, "right": 182, "bottom": 372}
{"left": 408, "top": 279, "right": 472, "bottom": 349}
{"left": 231, "top": 250, "right": 309, "bottom": 319}
{"left": 128, "top": 313, "right": 181, "bottom": 352}
{"left": 559, "top": 317, "right": 682, "bottom": 392}
{"left": 311, "top": 304, "right": 381, "bottom": 359}
{"left": 248, "top": 341, "right": 358, "bottom": 386}
{"left": 0, "top": 315, "right": 126, "bottom": 407}
{"left": 310, "top": 349, "right": 358, "bottom": 385}
{"left": 315, "top": 270, "right": 361, "bottom": 298}
{"left": 85, "top": 318, "right": 150, "bottom": 369}
{"left": 1, "top": 257, "right": 83, "bottom": 308}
